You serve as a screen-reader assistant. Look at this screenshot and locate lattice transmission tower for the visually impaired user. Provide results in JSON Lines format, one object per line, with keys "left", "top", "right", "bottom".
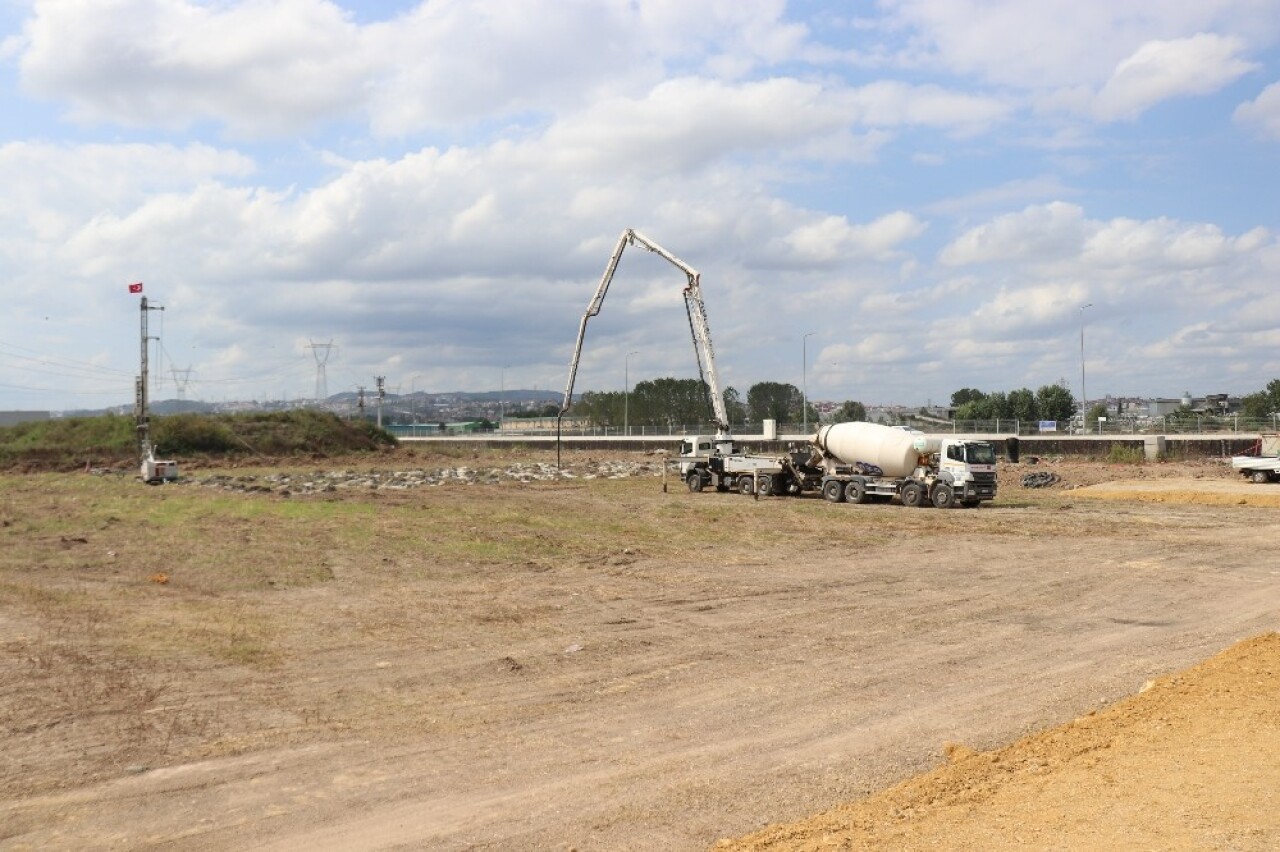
{"left": 307, "top": 339, "right": 335, "bottom": 402}
{"left": 169, "top": 366, "right": 195, "bottom": 400}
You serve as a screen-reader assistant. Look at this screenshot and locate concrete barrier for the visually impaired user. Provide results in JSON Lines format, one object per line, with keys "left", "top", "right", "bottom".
{"left": 400, "top": 432, "right": 1261, "bottom": 459}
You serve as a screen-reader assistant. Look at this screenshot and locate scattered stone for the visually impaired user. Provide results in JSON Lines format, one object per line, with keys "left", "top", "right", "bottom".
{"left": 179, "top": 460, "right": 664, "bottom": 494}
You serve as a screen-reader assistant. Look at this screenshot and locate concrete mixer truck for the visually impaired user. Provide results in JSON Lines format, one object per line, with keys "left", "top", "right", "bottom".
{"left": 811, "top": 421, "right": 998, "bottom": 508}
{"left": 679, "top": 421, "right": 999, "bottom": 507}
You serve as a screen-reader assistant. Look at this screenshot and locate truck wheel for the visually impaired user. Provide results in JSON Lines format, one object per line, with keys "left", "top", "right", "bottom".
{"left": 738, "top": 476, "right": 756, "bottom": 495}
{"left": 757, "top": 474, "right": 774, "bottom": 496}
{"left": 686, "top": 471, "right": 704, "bottom": 493}
{"left": 822, "top": 479, "right": 845, "bottom": 503}
{"left": 899, "top": 481, "right": 925, "bottom": 508}
{"left": 844, "top": 479, "right": 868, "bottom": 504}
{"left": 931, "top": 483, "right": 956, "bottom": 509}
{"left": 1252, "top": 470, "right": 1269, "bottom": 484}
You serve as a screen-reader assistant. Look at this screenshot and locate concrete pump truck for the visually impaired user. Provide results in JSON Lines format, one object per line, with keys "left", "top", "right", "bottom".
{"left": 556, "top": 228, "right": 998, "bottom": 506}
{"left": 555, "top": 229, "right": 798, "bottom": 491}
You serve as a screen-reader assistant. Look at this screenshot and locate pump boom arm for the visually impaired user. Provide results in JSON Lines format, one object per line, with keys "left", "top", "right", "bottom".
{"left": 558, "top": 229, "right": 731, "bottom": 439}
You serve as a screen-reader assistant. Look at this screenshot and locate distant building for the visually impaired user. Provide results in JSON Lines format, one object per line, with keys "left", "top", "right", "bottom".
{"left": 0, "top": 410, "right": 51, "bottom": 427}
{"left": 1148, "top": 394, "right": 1240, "bottom": 418}
{"left": 499, "top": 417, "right": 591, "bottom": 433}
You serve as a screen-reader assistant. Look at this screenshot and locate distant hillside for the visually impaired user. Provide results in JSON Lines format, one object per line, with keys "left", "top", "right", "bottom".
{"left": 0, "top": 410, "right": 397, "bottom": 471}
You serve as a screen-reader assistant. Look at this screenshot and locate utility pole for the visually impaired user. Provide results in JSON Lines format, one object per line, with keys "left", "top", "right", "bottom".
{"left": 308, "top": 339, "right": 334, "bottom": 404}
{"left": 500, "top": 365, "right": 510, "bottom": 430}
{"left": 802, "top": 332, "right": 816, "bottom": 436}
{"left": 625, "top": 350, "right": 639, "bottom": 436}
{"left": 375, "top": 376, "right": 385, "bottom": 428}
{"left": 356, "top": 386, "right": 366, "bottom": 420}
{"left": 1079, "top": 303, "right": 1093, "bottom": 416}
{"left": 136, "top": 296, "right": 165, "bottom": 459}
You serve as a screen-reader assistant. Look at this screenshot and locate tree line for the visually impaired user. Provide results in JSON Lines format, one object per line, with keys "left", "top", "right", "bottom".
{"left": 571, "top": 379, "right": 862, "bottom": 430}
{"left": 949, "top": 384, "right": 1077, "bottom": 423}
{"left": 1241, "top": 379, "right": 1280, "bottom": 419}
{"left": 568, "top": 376, "right": 1280, "bottom": 432}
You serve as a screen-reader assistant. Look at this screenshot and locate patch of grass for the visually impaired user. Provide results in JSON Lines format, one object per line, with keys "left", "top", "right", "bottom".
{"left": 0, "top": 410, "right": 397, "bottom": 471}
{"left": 1106, "top": 444, "right": 1146, "bottom": 464}
{"left": 139, "top": 601, "right": 282, "bottom": 667}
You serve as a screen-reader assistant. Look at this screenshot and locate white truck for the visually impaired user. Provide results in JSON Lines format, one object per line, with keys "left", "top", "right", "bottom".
{"left": 678, "top": 435, "right": 817, "bottom": 496}
{"left": 810, "top": 421, "right": 997, "bottom": 508}
{"left": 680, "top": 421, "right": 998, "bottom": 507}
{"left": 1230, "top": 433, "right": 1280, "bottom": 483}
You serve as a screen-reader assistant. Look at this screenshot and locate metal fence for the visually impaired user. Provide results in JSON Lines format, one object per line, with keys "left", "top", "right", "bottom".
{"left": 387, "top": 416, "right": 1279, "bottom": 439}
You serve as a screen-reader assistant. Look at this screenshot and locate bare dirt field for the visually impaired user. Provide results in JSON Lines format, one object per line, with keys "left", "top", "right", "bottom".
{"left": 2, "top": 450, "right": 1278, "bottom": 850}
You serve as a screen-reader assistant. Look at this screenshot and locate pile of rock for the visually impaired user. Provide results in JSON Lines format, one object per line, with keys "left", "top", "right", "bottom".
{"left": 182, "top": 459, "right": 665, "bottom": 494}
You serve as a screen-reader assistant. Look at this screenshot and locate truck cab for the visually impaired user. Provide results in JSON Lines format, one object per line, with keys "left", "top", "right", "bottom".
{"left": 678, "top": 435, "right": 740, "bottom": 471}
{"left": 678, "top": 435, "right": 805, "bottom": 495}
{"left": 935, "top": 439, "right": 998, "bottom": 504}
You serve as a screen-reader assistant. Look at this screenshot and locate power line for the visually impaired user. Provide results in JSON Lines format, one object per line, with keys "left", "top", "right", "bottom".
{"left": 0, "top": 345, "right": 133, "bottom": 377}
{"left": 0, "top": 379, "right": 127, "bottom": 395}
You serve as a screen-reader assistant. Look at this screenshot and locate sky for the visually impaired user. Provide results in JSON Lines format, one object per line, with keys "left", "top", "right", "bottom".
{"left": 1, "top": 0, "right": 1278, "bottom": 412}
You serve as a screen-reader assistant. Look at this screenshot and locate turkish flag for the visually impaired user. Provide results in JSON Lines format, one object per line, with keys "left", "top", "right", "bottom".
{"left": 128, "top": 282, "right": 143, "bottom": 293}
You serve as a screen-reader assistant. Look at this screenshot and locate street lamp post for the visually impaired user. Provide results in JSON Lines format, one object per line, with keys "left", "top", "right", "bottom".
{"left": 1079, "top": 303, "right": 1093, "bottom": 418}
{"left": 500, "top": 365, "right": 511, "bottom": 429}
{"left": 802, "top": 332, "right": 816, "bottom": 436}
{"left": 624, "top": 351, "right": 639, "bottom": 436}
{"left": 408, "top": 373, "right": 423, "bottom": 425}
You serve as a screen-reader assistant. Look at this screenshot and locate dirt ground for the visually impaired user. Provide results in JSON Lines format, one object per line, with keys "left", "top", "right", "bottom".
{"left": 1, "top": 452, "right": 1278, "bottom": 850}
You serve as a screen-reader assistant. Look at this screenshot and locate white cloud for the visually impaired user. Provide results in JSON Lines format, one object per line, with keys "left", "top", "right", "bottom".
{"left": 840, "top": 81, "right": 1009, "bottom": 134}
{"left": 925, "top": 175, "right": 1076, "bottom": 218}
{"left": 19, "top": 0, "right": 372, "bottom": 135}
{"left": 541, "top": 77, "right": 850, "bottom": 173}
{"left": 970, "top": 282, "right": 1089, "bottom": 337}
{"left": 823, "top": 334, "right": 915, "bottom": 366}
{"left": 1094, "top": 34, "right": 1258, "bottom": 121}
{"left": 878, "top": 0, "right": 1277, "bottom": 89}
{"left": 0, "top": 141, "right": 254, "bottom": 253}
{"left": 1234, "top": 81, "right": 1280, "bottom": 139}
{"left": 940, "top": 204, "right": 1270, "bottom": 275}
{"left": 1080, "top": 218, "right": 1259, "bottom": 271}
{"left": 939, "top": 202, "right": 1087, "bottom": 266}
{"left": 15, "top": 0, "right": 821, "bottom": 138}
{"left": 782, "top": 211, "right": 925, "bottom": 264}
{"left": 3, "top": 1, "right": 1279, "bottom": 409}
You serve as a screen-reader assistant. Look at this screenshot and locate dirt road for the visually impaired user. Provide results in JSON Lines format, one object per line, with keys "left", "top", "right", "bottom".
{"left": 2, "top": 457, "right": 1278, "bottom": 850}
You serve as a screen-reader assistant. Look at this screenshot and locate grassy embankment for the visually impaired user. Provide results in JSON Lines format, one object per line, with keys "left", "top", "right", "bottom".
{"left": 0, "top": 410, "right": 397, "bottom": 471}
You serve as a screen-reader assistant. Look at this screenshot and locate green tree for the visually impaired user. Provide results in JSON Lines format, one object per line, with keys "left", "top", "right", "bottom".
{"left": 747, "top": 381, "right": 805, "bottom": 422}
{"left": 955, "top": 398, "right": 991, "bottom": 421}
{"left": 1085, "top": 403, "right": 1108, "bottom": 428}
{"left": 986, "top": 391, "right": 1012, "bottom": 419}
{"left": 831, "top": 400, "right": 867, "bottom": 423}
{"left": 574, "top": 390, "right": 623, "bottom": 427}
{"left": 723, "top": 386, "right": 747, "bottom": 425}
{"left": 1035, "top": 382, "right": 1077, "bottom": 423}
{"left": 629, "top": 377, "right": 713, "bottom": 430}
{"left": 1240, "top": 379, "right": 1280, "bottom": 419}
{"left": 1007, "top": 387, "right": 1038, "bottom": 423}
{"left": 951, "top": 388, "right": 985, "bottom": 407}
{"left": 955, "top": 392, "right": 1004, "bottom": 421}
